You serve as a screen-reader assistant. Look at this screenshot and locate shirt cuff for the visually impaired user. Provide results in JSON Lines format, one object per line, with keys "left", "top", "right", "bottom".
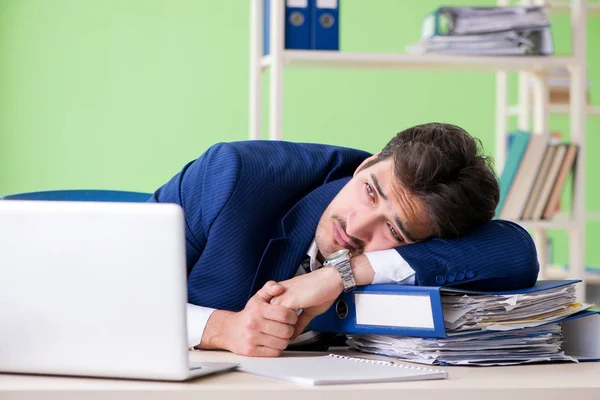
{"left": 364, "top": 249, "right": 416, "bottom": 285}
{"left": 187, "top": 303, "right": 217, "bottom": 349}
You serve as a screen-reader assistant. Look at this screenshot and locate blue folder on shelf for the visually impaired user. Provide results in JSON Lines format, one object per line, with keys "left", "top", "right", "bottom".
{"left": 264, "top": 0, "right": 311, "bottom": 56}
{"left": 311, "top": 280, "right": 590, "bottom": 338}
{"left": 310, "top": 0, "right": 339, "bottom": 50}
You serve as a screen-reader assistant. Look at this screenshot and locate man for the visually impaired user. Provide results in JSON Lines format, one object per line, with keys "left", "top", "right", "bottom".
{"left": 149, "top": 122, "right": 539, "bottom": 357}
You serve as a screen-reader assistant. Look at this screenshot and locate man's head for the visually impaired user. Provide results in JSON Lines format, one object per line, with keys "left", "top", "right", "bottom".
{"left": 315, "top": 122, "right": 499, "bottom": 258}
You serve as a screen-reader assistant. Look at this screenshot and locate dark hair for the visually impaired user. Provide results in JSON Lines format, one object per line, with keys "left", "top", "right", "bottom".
{"left": 362, "top": 122, "right": 499, "bottom": 239}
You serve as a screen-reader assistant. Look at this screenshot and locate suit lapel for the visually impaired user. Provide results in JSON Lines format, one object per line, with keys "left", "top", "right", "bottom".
{"left": 248, "top": 177, "right": 350, "bottom": 297}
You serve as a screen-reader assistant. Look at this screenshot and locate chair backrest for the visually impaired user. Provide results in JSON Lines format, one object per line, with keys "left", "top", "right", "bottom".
{"left": 1, "top": 190, "right": 152, "bottom": 203}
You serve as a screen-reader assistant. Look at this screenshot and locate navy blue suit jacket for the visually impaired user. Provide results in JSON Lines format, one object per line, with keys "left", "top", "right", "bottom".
{"left": 149, "top": 141, "right": 539, "bottom": 311}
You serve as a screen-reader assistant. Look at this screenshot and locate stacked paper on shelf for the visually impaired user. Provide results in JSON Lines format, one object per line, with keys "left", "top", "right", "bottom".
{"left": 406, "top": 6, "right": 553, "bottom": 56}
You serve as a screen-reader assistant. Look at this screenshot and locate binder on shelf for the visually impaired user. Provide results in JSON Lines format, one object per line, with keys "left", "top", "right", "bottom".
{"left": 310, "top": 0, "right": 339, "bottom": 50}
{"left": 263, "top": 0, "right": 311, "bottom": 56}
{"left": 311, "top": 280, "right": 588, "bottom": 338}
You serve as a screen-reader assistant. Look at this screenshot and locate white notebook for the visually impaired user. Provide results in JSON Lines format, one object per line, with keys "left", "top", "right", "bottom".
{"left": 238, "top": 354, "right": 448, "bottom": 386}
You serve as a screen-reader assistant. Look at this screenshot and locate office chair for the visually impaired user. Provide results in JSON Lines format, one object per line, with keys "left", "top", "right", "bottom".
{"left": 0, "top": 189, "right": 152, "bottom": 203}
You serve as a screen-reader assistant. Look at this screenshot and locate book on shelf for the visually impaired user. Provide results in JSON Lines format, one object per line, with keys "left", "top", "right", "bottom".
{"left": 496, "top": 131, "right": 578, "bottom": 222}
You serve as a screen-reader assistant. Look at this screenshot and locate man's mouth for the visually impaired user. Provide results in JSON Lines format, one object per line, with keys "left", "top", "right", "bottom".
{"left": 333, "top": 220, "right": 358, "bottom": 251}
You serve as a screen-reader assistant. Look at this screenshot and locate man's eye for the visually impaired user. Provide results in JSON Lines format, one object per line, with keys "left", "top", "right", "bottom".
{"left": 389, "top": 224, "right": 404, "bottom": 243}
{"left": 365, "top": 183, "right": 375, "bottom": 201}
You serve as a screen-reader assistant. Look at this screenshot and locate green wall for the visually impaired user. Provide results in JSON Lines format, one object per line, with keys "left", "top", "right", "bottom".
{"left": 0, "top": 0, "right": 598, "bottom": 265}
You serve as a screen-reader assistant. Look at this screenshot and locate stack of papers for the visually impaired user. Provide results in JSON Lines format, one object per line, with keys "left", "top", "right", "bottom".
{"left": 435, "top": 6, "right": 550, "bottom": 36}
{"left": 442, "top": 283, "right": 589, "bottom": 334}
{"left": 348, "top": 324, "right": 575, "bottom": 366}
{"left": 407, "top": 6, "right": 553, "bottom": 56}
{"left": 347, "top": 281, "right": 593, "bottom": 366}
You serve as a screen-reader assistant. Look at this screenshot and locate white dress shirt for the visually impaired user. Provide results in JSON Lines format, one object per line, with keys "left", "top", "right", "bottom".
{"left": 186, "top": 241, "right": 416, "bottom": 348}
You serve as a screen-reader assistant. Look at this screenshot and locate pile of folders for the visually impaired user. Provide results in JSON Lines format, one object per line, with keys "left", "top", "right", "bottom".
{"left": 312, "top": 280, "right": 600, "bottom": 366}
{"left": 407, "top": 6, "right": 553, "bottom": 56}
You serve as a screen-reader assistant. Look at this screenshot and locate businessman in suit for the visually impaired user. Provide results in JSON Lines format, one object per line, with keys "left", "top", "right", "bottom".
{"left": 149, "top": 122, "right": 539, "bottom": 357}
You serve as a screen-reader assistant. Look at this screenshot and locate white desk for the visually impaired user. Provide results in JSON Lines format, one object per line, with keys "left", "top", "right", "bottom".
{"left": 1, "top": 349, "right": 599, "bottom": 400}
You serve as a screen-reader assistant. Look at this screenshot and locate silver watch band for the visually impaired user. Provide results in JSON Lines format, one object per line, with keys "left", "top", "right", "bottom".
{"left": 336, "top": 259, "right": 357, "bottom": 292}
{"left": 324, "top": 250, "right": 357, "bottom": 292}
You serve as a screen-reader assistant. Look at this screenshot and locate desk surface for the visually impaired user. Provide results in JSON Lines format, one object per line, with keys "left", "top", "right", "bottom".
{"left": 1, "top": 349, "right": 599, "bottom": 400}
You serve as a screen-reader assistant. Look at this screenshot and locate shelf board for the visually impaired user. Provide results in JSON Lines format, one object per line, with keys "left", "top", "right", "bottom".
{"left": 587, "top": 211, "right": 600, "bottom": 221}
{"left": 512, "top": 212, "right": 600, "bottom": 230}
{"left": 507, "top": 104, "right": 600, "bottom": 116}
{"left": 549, "top": 1, "right": 600, "bottom": 16}
{"left": 517, "top": 218, "right": 578, "bottom": 229}
{"left": 542, "top": 265, "right": 600, "bottom": 284}
{"left": 261, "top": 52, "right": 577, "bottom": 73}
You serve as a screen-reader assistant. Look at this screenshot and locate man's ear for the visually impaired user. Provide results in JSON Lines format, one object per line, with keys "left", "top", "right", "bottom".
{"left": 353, "top": 152, "right": 381, "bottom": 177}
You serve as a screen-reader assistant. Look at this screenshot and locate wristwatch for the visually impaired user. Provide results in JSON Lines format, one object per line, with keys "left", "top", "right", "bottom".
{"left": 323, "top": 249, "right": 356, "bottom": 292}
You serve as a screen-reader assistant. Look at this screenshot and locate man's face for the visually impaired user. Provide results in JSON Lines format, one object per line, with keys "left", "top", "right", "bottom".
{"left": 315, "top": 156, "right": 434, "bottom": 259}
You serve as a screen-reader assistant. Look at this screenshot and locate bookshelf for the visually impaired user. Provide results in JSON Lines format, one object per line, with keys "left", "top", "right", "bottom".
{"left": 495, "top": 0, "right": 592, "bottom": 299}
{"left": 248, "top": 0, "right": 591, "bottom": 300}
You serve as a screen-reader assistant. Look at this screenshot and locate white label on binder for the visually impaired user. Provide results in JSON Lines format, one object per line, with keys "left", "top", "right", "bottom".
{"left": 355, "top": 293, "right": 435, "bottom": 329}
{"left": 316, "top": 0, "right": 338, "bottom": 9}
{"left": 287, "top": 0, "right": 308, "bottom": 8}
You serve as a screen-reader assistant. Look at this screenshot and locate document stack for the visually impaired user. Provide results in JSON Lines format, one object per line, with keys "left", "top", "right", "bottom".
{"left": 312, "top": 281, "right": 600, "bottom": 366}
{"left": 406, "top": 6, "right": 553, "bottom": 56}
{"left": 347, "top": 325, "right": 568, "bottom": 366}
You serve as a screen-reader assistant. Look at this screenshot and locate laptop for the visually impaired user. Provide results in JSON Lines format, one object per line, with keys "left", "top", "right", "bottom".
{"left": 0, "top": 200, "right": 238, "bottom": 381}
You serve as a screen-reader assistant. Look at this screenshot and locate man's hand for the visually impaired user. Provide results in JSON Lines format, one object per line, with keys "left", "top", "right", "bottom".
{"left": 270, "top": 266, "right": 344, "bottom": 339}
{"left": 199, "top": 281, "right": 298, "bottom": 357}
{"left": 270, "top": 254, "right": 376, "bottom": 338}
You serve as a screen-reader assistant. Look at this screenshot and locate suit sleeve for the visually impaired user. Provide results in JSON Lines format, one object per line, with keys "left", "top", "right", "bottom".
{"left": 394, "top": 220, "right": 539, "bottom": 291}
{"left": 147, "top": 143, "right": 242, "bottom": 272}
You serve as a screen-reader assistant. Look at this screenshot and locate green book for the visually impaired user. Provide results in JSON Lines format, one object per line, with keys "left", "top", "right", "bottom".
{"left": 496, "top": 131, "right": 531, "bottom": 217}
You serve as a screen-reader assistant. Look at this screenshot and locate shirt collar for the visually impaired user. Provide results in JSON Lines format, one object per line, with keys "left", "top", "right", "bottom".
{"left": 306, "top": 239, "right": 323, "bottom": 272}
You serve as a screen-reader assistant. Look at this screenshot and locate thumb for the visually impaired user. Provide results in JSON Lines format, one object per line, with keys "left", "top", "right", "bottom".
{"left": 254, "top": 281, "right": 285, "bottom": 303}
{"left": 291, "top": 313, "right": 313, "bottom": 340}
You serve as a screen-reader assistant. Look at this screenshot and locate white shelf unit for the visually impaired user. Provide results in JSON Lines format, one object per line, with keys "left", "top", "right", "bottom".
{"left": 249, "top": 0, "right": 590, "bottom": 300}
{"left": 495, "top": 0, "right": 593, "bottom": 300}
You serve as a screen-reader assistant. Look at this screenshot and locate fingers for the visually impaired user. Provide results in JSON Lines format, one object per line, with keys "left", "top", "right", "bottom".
{"left": 245, "top": 346, "right": 283, "bottom": 358}
{"left": 291, "top": 313, "right": 313, "bottom": 340}
{"left": 269, "top": 293, "right": 295, "bottom": 309}
{"left": 262, "top": 303, "right": 298, "bottom": 325}
{"left": 261, "top": 320, "right": 295, "bottom": 340}
{"left": 254, "top": 281, "right": 284, "bottom": 303}
{"left": 257, "top": 332, "right": 290, "bottom": 351}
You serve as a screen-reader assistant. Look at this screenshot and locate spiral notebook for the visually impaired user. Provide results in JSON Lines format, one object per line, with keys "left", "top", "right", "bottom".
{"left": 238, "top": 354, "right": 448, "bottom": 386}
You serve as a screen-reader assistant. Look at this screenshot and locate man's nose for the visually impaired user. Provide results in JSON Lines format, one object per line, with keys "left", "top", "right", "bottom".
{"left": 346, "top": 211, "right": 377, "bottom": 242}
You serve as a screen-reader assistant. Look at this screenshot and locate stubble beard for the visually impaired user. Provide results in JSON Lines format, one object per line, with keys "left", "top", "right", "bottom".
{"left": 314, "top": 212, "right": 337, "bottom": 261}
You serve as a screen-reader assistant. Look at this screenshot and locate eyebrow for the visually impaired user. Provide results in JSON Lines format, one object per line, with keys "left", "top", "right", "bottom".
{"left": 371, "top": 173, "right": 417, "bottom": 242}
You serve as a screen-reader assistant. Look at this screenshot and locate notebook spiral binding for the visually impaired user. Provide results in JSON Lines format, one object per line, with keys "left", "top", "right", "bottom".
{"left": 328, "top": 354, "right": 443, "bottom": 373}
